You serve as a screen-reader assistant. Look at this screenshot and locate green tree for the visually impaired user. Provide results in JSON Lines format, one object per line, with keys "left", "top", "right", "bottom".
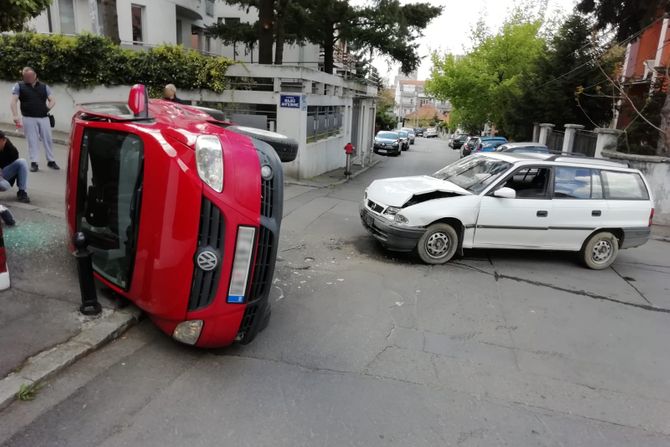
{"left": 376, "top": 87, "right": 396, "bottom": 130}
{"left": 0, "top": 0, "right": 53, "bottom": 32}
{"left": 502, "top": 14, "right": 621, "bottom": 140}
{"left": 427, "top": 18, "right": 545, "bottom": 135}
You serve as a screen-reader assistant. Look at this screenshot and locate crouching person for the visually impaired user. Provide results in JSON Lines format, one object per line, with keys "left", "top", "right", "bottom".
{"left": 0, "top": 131, "right": 31, "bottom": 204}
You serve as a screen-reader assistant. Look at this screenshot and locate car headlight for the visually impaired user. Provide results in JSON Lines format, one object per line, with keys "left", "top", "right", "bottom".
{"left": 384, "top": 206, "right": 401, "bottom": 216}
{"left": 364, "top": 190, "right": 368, "bottom": 200}
{"left": 394, "top": 214, "right": 408, "bottom": 224}
{"left": 393, "top": 142, "right": 399, "bottom": 146}
{"left": 195, "top": 135, "right": 224, "bottom": 192}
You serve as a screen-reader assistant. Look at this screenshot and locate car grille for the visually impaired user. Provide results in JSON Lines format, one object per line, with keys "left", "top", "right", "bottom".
{"left": 367, "top": 199, "right": 384, "bottom": 214}
{"left": 261, "top": 177, "right": 273, "bottom": 218}
{"left": 188, "top": 198, "right": 224, "bottom": 311}
{"left": 249, "top": 224, "right": 273, "bottom": 302}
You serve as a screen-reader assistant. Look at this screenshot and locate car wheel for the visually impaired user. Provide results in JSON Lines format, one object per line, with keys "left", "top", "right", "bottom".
{"left": 581, "top": 231, "right": 619, "bottom": 270}
{"left": 417, "top": 223, "right": 459, "bottom": 265}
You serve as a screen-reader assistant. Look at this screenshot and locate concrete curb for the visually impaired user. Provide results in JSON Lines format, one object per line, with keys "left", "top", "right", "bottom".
{"left": 0, "top": 306, "right": 141, "bottom": 410}
{"left": 1, "top": 128, "right": 69, "bottom": 146}
{"left": 285, "top": 158, "right": 381, "bottom": 189}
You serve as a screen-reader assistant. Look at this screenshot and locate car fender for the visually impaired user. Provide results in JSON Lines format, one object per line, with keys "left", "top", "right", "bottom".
{"left": 400, "top": 195, "right": 480, "bottom": 233}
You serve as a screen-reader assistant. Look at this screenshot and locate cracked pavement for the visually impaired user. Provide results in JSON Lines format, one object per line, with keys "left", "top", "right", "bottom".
{"left": 2, "top": 138, "right": 670, "bottom": 446}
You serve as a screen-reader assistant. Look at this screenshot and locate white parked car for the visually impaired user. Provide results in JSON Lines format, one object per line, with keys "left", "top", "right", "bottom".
{"left": 425, "top": 127, "right": 438, "bottom": 138}
{"left": 360, "top": 153, "right": 654, "bottom": 269}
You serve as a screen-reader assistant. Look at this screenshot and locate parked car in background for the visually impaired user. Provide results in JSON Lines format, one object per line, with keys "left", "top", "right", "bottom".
{"left": 475, "top": 136, "right": 508, "bottom": 152}
{"left": 373, "top": 131, "right": 402, "bottom": 156}
{"left": 497, "top": 142, "right": 550, "bottom": 154}
{"left": 425, "top": 127, "right": 438, "bottom": 138}
{"left": 398, "top": 130, "right": 411, "bottom": 151}
{"left": 414, "top": 128, "right": 425, "bottom": 137}
{"left": 449, "top": 134, "right": 469, "bottom": 150}
{"left": 461, "top": 136, "right": 480, "bottom": 157}
{"left": 401, "top": 127, "right": 416, "bottom": 145}
{"left": 361, "top": 152, "right": 654, "bottom": 269}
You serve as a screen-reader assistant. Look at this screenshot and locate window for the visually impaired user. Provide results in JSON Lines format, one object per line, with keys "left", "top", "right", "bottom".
{"left": 131, "top": 5, "right": 145, "bottom": 43}
{"left": 59, "top": 0, "right": 76, "bottom": 34}
{"left": 77, "top": 129, "right": 144, "bottom": 290}
{"left": 205, "top": 0, "right": 215, "bottom": 17}
{"left": 306, "top": 106, "right": 344, "bottom": 142}
{"left": 432, "top": 157, "right": 512, "bottom": 194}
{"left": 601, "top": 171, "right": 649, "bottom": 200}
{"left": 553, "top": 167, "right": 593, "bottom": 199}
{"left": 176, "top": 19, "right": 182, "bottom": 45}
{"left": 502, "top": 167, "right": 551, "bottom": 199}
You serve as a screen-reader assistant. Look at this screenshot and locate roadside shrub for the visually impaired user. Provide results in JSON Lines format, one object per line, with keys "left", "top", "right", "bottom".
{"left": 0, "top": 33, "right": 234, "bottom": 93}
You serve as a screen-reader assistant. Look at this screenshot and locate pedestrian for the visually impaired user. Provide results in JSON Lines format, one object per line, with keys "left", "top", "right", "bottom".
{"left": 162, "top": 84, "right": 189, "bottom": 104}
{"left": 0, "top": 131, "right": 30, "bottom": 204}
{"left": 10, "top": 67, "right": 60, "bottom": 172}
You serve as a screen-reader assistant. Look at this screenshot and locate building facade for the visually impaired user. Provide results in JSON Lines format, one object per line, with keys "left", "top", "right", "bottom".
{"left": 617, "top": 15, "right": 669, "bottom": 129}
{"left": 393, "top": 78, "right": 451, "bottom": 125}
{"left": 26, "top": 0, "right": 321, "bottom": 68}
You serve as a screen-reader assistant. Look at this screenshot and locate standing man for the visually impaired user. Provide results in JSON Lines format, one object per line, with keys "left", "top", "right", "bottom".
{"left": 10, "top": 67, "right": 60, "bottom": 172}
{"left": 0, "top": 130, "right": 31, "bottom": 204}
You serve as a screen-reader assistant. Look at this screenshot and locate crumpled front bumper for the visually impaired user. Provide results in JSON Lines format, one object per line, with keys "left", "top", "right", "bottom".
{"left": 360, "top": 206, "right": 424, "bottom": 252}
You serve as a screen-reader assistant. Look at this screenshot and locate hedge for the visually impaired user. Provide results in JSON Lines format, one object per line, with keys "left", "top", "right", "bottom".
{"left": 0, "top": 33, "right": 234, "bottom": 93}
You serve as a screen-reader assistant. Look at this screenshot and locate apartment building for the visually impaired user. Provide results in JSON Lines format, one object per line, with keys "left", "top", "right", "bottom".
{"left": 393, "top": 78, "right": 451, "bottom": 122}
{"left": 26, "top": 0, "right": 320, "bottom": 68}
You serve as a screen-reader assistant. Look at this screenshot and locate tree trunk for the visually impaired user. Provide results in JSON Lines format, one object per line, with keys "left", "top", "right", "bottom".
{"left": 274, "top": 0, "right": 289, "bottom": 65}
{"left": 258, "top": 0, "right": 275, "bottom": 64}
{"left": 274, "top": 17, "right": 285, "bottom": 64}
{"left": 323, "top": 28, "right": 335, "bottom": 74}
{"left": 100, "top": 0, "right": 120, "bottom": 44}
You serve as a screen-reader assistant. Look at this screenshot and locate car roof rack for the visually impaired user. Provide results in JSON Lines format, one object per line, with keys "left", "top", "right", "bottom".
{"left": 544, "top": 152, "right": 629, "bottom": 168}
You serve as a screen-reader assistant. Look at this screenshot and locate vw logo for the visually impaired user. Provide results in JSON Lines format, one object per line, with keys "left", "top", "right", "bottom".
{"left": 196, "top": 249, "right": 218, "bottom": 271}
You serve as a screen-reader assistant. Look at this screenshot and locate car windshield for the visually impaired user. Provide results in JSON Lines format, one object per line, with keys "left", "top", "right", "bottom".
{"left": 377, "top": 132, "right": 398, "bottom": 139}
{"left": 432, "top": 156, "right": 512, "bottom": 194}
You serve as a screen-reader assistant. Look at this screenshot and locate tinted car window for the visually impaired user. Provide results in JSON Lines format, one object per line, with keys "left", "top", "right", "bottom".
{"left": 592, "top": 170, "right": 603, "bottom": 199}
{"left": 503, "top": 167, "right": 551, "bottom": 199}
{"left": 602, "top": 171, "right": 649, "bottom": 200}
{"left": 554, "top": 167, "right": 593, "bottom": 199}
{"left": 377, "top": 132, "right": 398, "bottom": 139}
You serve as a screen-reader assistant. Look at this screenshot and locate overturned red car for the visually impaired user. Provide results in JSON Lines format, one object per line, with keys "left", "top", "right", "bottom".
{"left": 66, "top": 85, "right": 297, "bottom": 347}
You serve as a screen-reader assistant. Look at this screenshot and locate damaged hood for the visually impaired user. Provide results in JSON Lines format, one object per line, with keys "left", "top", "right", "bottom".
{"left": 367, "top": 175, "right": 470, "bottom": 207}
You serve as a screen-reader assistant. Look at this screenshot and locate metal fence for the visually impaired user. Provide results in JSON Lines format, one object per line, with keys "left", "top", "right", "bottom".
{"left": 307, "top": 106, "right": 344, "bottom": 142}
{"left": 546, "top": 130, "right": 564, "bottom": 152}
{"left": 573, "top": 130, "right": 597, "bottom": 157}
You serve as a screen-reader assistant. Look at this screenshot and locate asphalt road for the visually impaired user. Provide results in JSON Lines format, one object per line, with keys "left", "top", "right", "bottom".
{"left": 2, "top": 137, "right": 670, "bottom": 446}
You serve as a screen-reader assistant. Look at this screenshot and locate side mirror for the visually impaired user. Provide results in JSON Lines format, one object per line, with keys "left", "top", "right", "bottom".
{"left": 128, "top": 84, "right": 149, "bottom": 118}
{"left": 226, "top": 125, "right": 299, "bottom": 163}
{"left": 493, "top": 187, "right": 516, "bottom": 199}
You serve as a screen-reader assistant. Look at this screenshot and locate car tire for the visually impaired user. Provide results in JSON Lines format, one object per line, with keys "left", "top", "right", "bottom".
{"left": 417, "top": 223, "right": 459, "bottom": 265}
{"left": 581, "top": 231, "right": 619, "bottom": 270}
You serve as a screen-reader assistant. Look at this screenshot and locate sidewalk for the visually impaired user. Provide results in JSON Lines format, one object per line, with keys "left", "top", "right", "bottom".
{"left": 0, "top": 129, "right": 140, "bottom": 410}
{"left": 0, "top": 123, "right": 69, "bottom": 146}
{"left": 285, "top": 156, "right": 382, "bottom": 188}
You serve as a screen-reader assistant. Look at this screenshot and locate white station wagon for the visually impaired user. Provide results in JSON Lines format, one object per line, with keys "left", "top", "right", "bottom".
{"left": 360, "top": 153, "right": 654, "bottom": 269}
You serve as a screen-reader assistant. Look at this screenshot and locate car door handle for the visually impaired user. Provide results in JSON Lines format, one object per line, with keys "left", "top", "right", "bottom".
{"left": 592, "top": 210, "right": 602, "bottom": 217}
{"left": 537, "top": 210, "right": 548, "bottom": 217}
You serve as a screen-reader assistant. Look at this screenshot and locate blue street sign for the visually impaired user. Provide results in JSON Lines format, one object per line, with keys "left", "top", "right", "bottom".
{"left": 280, "top": 94, "right": 301, "bottom": 109}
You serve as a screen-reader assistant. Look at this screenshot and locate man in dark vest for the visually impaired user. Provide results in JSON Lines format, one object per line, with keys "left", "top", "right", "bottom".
{"left": 10, "top": 67, "right": 59, "bottom": 172}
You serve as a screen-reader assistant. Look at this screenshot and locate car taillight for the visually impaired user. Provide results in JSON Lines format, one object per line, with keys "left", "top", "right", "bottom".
{"left": 649, "top": 208, "right": 655, "bottom": 227}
